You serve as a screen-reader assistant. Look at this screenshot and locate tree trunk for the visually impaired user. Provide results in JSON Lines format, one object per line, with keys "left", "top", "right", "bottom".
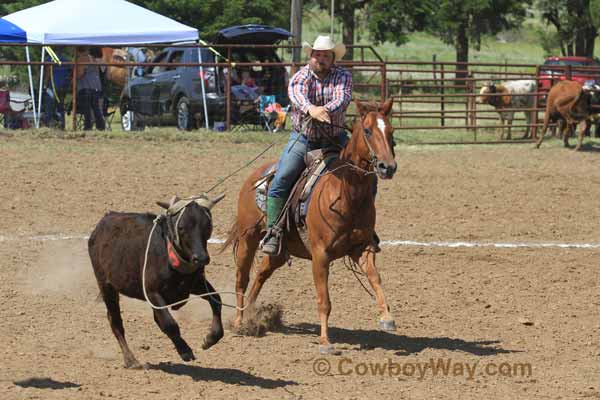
{"left": 339, "top": 7, "right": 355, "bottom": 61}
{"left": 290, "top": 0, "right": 303, "bottom": 65}
{"left": 455, "top": 22, "right": 469, "bottom": 86}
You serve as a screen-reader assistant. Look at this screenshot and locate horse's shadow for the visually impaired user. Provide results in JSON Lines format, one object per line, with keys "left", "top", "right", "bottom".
{"left": 146, "top": 362, "right": 298, "bottom": 389}
{"left": 280, "top": 323, "right": 518, "bottom": 356}
{"left": 13, "top": 377, "right": 81, "bottom": 390}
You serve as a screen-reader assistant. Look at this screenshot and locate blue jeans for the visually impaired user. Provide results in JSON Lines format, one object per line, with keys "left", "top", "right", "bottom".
{"left": 268, "top": 131, "right": 348, "bottom": 199}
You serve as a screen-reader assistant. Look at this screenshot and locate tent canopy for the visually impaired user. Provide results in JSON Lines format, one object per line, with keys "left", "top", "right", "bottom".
{"left": 1, "top": 0, "right": 198, "bottom": 45}
{"left": 0, "top": 18, "right": 27, "bottom": 43}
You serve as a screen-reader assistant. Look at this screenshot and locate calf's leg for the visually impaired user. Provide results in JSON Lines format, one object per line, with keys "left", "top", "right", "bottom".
{"left": 191, "top": 278, "right": 224, "bottom": 350}
{"left": 150, "top": 293, "right": 195, "bottom": 362}
{"left": 101, "top": 284, "right": 142, "bottom": 369}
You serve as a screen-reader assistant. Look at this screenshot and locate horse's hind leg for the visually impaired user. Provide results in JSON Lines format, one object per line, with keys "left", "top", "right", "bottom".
{"left": 352, "top": 250, "right": 396, "bottom": 331}
{"left": 149, "top": 294, "right": 195, "bottom": 362}
{"left": 245, "top": 254, "right": 286, "bottom": 308}
{"left": 100, "top": 284, "right": 142, "bottom": 369}
{"left": 233, "top": 233, "right": 261, "bottom": 328}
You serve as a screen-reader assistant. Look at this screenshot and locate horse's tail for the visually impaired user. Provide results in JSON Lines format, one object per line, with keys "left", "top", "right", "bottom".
{"left": 220, "top": 219, "right": 240, "bottom": 255}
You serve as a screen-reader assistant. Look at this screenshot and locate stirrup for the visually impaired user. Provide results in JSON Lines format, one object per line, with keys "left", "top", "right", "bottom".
{"left": 260, "top": 226, "right": 283, "bottom": 256}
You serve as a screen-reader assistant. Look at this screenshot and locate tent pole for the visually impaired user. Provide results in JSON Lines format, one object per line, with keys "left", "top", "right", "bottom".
{"left": 72, "top": 47, "right": 78, "bottom": 131}
{"left": 36, "top": 46, "right": 46, "bottom": 128}
{"left": 197, "top": 41, "right": 210, "bottom": 130}
{"left": 25, "top": 46, "right": 38, "bottom": 127}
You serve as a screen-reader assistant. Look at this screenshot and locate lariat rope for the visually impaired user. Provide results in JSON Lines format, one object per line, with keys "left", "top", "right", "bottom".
{"left": 142, "top": 215, "right": 250, "bottom": 311}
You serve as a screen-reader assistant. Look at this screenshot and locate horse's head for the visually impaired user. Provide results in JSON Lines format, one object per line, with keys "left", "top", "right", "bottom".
{"left": 157, "top": 193, "right": 225, "bottom": 268}
{"left": 354, "top": 98, "right": 397, "bottom": 179}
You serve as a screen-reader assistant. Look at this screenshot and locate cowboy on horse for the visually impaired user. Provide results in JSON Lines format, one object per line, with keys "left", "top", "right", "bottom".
{"left": 261, "top": 35, "right": 353, "bottom": 255}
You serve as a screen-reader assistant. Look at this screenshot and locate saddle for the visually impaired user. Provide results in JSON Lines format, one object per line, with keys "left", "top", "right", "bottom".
{"left": 255, "top": 148, "right": 339, "bottom": 251}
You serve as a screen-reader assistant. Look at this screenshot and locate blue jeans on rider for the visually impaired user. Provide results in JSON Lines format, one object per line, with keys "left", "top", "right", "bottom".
{"left": 268, "top": 130, "right": 350, "bottom": 199}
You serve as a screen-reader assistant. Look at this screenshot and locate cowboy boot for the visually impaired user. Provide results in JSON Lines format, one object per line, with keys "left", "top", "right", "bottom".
{"left": 261, "top": 196, "right": 286, "bottom": 255}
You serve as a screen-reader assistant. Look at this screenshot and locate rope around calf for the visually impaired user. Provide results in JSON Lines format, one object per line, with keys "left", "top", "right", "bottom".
{"left": 141, "top": 216, "right": 250, "bottom": 311}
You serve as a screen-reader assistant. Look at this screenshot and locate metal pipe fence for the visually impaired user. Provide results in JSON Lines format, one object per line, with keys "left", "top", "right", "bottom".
{"left": 3, "top": 42, "right": 600, "bottom": 143}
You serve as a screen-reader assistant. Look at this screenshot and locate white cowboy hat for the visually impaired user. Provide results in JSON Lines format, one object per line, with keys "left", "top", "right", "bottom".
{"left": 302, "top": 35, "right": 346, "bottom": 60}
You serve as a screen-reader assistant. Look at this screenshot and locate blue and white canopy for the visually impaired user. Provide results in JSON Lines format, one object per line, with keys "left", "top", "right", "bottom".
{"left": 0, "top": 0, "right": 198, "bottom": 45}
{"left": 0, "top": 18, "right": 26, "bottom": 43}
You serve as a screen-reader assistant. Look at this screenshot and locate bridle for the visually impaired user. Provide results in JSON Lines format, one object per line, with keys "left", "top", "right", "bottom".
{"left": 355, "top": 112, "right": 394, "bottom": 174}
{"left": 160, "top": 197, "right": 213, "bottom": 272}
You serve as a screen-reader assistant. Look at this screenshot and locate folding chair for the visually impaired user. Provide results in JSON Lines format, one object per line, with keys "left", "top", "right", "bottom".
{"left": 0, "top": 89, "right": 32, "bottom": 129}
{"left": 231, "top": 99, "right": 261, "bottom": 131}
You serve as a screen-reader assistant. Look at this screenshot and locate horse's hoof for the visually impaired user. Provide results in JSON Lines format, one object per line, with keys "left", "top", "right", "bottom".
{"left": 180, "top": 351, "right": 196, "bottom": 362}
{"left": 319, "top": 344, "right": 341, "bottom": 355}
{"left": 379, "top": 319, "right": 396, "bottom": 331}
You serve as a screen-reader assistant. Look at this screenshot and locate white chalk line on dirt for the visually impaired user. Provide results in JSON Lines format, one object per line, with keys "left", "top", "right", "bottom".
{"left": 1, "top": 234, "right": 600, "bottom": 250}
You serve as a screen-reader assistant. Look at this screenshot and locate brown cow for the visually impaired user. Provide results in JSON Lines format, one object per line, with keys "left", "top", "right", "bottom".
{"left": 535, "top": 80, "right": 592, "bottom": 150}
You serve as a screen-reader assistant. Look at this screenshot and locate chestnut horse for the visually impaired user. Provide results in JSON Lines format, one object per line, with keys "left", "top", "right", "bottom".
{"left": 101, "top": 47, "right": 155, "bottom": 88}
{"left": 101, "top": 47, "right": 128, "bottom": 88}
{"left": 224, "top": 98, "right": 397, "bottom": 354}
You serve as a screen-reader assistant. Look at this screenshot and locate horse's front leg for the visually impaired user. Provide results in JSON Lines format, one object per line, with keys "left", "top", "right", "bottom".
{"left": 191, "top": 277, "right": 224, "bottom": 350}
{"left": 353, "top": 249, "right": 396, "bottom": 331}
{"left": 311, "top": 251, "right": 336, "bottom": 354}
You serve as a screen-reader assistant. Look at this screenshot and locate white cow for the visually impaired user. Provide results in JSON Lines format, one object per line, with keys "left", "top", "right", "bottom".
{"left": 477, "top": 80, "right": 537, "bottom": 140}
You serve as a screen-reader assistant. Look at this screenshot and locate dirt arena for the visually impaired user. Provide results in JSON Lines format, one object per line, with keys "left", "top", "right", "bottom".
{"left": 1, "top": 134, "right": 599, "bottom": 400}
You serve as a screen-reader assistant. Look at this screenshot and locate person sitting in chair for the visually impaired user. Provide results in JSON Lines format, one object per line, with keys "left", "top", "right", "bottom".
{"left": 231, "top": 69, "right": 261, "bottom": 101}
{"left": 261, "top": 35, "right": 352, "bottom": 255}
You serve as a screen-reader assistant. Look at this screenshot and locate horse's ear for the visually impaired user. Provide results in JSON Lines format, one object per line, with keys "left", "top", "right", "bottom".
{"left": 157, "top": 201, "right": 170, "bottom": 210}
{"left": 169, "top": 195, "right": 180, "bottom": 207}
{"left": 381, "top": 98, "right": 393, "bottom": 116}
{"left": 354, "top": 99, "right": 367, "bottom": 117}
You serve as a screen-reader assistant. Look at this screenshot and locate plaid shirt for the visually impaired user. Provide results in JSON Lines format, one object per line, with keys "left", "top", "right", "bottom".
{"left": 288, "top": 64, "right": 352, "bottom": 141}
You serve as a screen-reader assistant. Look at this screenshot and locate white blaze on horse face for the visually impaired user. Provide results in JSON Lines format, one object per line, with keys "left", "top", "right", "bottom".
{"left": 377, "top": 117, "right": 387, "bottom": 138}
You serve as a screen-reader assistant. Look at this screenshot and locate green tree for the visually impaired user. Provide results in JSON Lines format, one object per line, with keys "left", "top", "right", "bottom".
{"left": 1, "top": 1, "right": 291, "bottom": 42}
{"left": 309, "top": 0, "right": 429, "bottom": 60}
{"left": 538, "top": 0, "right": 598, "bottom": 57}
{"left": 0, "top": 0, "right": 45, "bottom": 15}
{"left": 130, "top": 0, "right": 290, "bottom": 41}
{"left": 309, "top": 0, "right": 370, "bottom": 60}
{"left": 426, "top": 0, "right": 530, "bottom": 80}
{"left": 365, "top": 0, "right": 430, "bottom": 48}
